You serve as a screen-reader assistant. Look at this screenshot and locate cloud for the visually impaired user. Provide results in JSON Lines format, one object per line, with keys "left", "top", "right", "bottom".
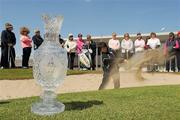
{"left": 160, "top": 27, "right": 166, "bottom": 31}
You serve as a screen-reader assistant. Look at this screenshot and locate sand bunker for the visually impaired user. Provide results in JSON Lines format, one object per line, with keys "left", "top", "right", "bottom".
{"left": 0, "top": 72, "right": 180, "bottom": 100}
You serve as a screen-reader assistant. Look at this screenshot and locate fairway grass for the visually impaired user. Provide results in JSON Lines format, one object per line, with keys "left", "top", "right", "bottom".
{"left": 0, "top": 85, "right": 180, "bottom": 120}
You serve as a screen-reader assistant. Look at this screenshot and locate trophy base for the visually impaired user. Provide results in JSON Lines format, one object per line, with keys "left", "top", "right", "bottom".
{"left": 31, "top": 101, "right": 65, "bottom": 115}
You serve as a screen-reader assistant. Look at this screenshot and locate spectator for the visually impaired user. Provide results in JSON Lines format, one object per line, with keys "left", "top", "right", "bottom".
{"left": 144, "top": 36, "right": 150, "bottom": 50}
{"left": 108, "top": 32, "right": 120, "bottom": 53}
{"left": 77, "top": 33, "right": 85, "bottom": 69}
{"left": 59, "top": 34, "right": 65, "bottom": 48}
{"left": 121, "top": 33, "right": 134, "bottom": 59}
{"left": 147, "top": 32, "right": 161, "bottom": 49}
{"left": 174, "top": 31, "right": 180, "bottom": 72}
{"left": 64, "top": 33, "right": 77, "bottom": 70}
{"left": 99, "top": 42, "right": 122, "bottom": 90}
{"left": 1, "top": 23, "right": 16, "bottom": 69}
{"left": 20, "top": 27, "right": 32, "bottom": 69}
{"left": 134, "top": 33, "right": 145, "bottom": 53}
{"left": 147, "top": 32, "right": 161, "bottom": 72}
{"left": 163, "top": 32, "right": 176, "bottom": 72}
{"left": 84, "top": 34, "right": 96, "bottom": 70}
{"left": 32, "top": 29, "right": 44, "bottom": 50}
{"left": 77, "top": 33, "right": 84, "bottom": 54}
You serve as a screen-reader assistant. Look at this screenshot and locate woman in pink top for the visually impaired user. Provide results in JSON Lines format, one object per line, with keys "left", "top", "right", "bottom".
{"left": 76, "top": 33, "right": 84, "bottom": 54}
{"left": 76, "top": 33, "right": 86, "bottom": 69}
{"left": 20, "top": 27, "right": 32, "bottom": 68}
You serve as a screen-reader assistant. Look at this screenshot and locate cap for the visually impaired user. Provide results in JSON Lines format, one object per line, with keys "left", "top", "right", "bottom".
{"left": 5, "top": 23, "right": 13, "bottom": 29}
{"left": 68, "top": 33, "right": 73, "bottom": 37}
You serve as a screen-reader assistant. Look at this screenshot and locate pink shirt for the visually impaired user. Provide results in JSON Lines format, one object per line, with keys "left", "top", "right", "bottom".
{"left": 174, "top": 40, "right": 180, "bottom": 49}
{"left": 20, "top": 35, "right": 32, "bottom": 48}
{"left": 77, "top": 38, "right": 84, "bottom": 54}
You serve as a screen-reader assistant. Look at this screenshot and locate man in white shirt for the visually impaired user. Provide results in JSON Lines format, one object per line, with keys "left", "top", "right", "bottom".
{"left": 134, "top": 33, "right": 145, "bottom": 53}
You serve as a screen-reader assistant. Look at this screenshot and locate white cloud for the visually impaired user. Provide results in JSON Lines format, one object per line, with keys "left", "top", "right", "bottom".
{"left": 160, "top": 27, "right": 166, "bottom": 31}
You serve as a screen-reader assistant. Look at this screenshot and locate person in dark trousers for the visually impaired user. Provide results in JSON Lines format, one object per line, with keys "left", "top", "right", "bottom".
{"left": 64, "top": 34, "right": 77, "bottom": 70}
{"left": 59, "top": 34, "right": 65, "bottom": 48}
{"left": 1, "top": 23, "right": 16, "bottom": 69}
{"left": 98, "top": 42, "right": 124, "bottom": 90}
{"left": 84, "top": 34, "right": 96, "bottom": 70}
{"left": 163, "top": 32, "right": 176, "bottom": 72}
{"left": 20, "top": 27, "right": 32, "bottom": 68}
{"left": 174, "top": 31, "right": 180, "bottom": 72}
{"left": 32, "top": 29, "right": 44, "bottom": 50}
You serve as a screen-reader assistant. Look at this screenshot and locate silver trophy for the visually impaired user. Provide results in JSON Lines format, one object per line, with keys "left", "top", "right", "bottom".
{"left": 31, "top": 15, "right": 67, "bottom": 115}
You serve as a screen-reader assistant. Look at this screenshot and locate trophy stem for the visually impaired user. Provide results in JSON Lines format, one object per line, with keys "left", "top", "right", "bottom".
{"left": 31, "top": 89, "right": 65, "bottom": 115}
{"left": 41, "top": 90, "right": 56, "bottom": 104}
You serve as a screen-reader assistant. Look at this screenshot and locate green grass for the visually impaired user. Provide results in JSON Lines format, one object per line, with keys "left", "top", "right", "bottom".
{"left": 0, "top": 85, "right": 180, "bottom": 120}
{"left": 0, "top": 69, "right": 102, "bottom": 80}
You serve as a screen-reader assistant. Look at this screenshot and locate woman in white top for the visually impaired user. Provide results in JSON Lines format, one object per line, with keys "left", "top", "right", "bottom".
{"left": 147, "top": 32, "right": 161, "bottom": 49}
{"left": 121, "top": 33, "right": 134, "bottom": 59}
{"left": 108, "top": 32, "right": 120, "bottom": 51}
{"left": 64, "top": 34, "right": 77, "bottom": 70}
{"left": 147, "top": 32, "right": 161, "bottom": 72}
{"left": 134, "top": 33, "right": 145, "bottom": 53}
{"left": 108, "top": 32, "right": 120, "bottom": 57}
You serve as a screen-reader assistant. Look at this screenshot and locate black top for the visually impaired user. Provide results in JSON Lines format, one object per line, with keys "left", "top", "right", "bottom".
{"left": 83, "top": 40, "right": 97, "bottom": 56}
{"left": 102, "top": 49, "right": 116, "bottom": 72}
{"left": 1, "top": 30, "right": 16, "bottom": 48}
{"left": 32, "top": 35, "right": 44, "bottom": 50}
{"left": 165, "top": 39, "right": 176, "bottom": 53}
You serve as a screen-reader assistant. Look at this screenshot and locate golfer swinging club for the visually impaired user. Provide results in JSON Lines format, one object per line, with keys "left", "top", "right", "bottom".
{"left": 98, "top": 42, "right": 124, "bottom": 90}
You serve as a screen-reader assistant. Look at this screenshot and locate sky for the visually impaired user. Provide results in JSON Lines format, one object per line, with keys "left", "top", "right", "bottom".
{"left": 0, "top": 0, "right": 180, "bottom": 57}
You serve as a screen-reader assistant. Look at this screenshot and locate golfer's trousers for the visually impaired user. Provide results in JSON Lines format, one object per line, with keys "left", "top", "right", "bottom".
{"left": 99, "top": 66, "right": 120, "bottom": 90}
